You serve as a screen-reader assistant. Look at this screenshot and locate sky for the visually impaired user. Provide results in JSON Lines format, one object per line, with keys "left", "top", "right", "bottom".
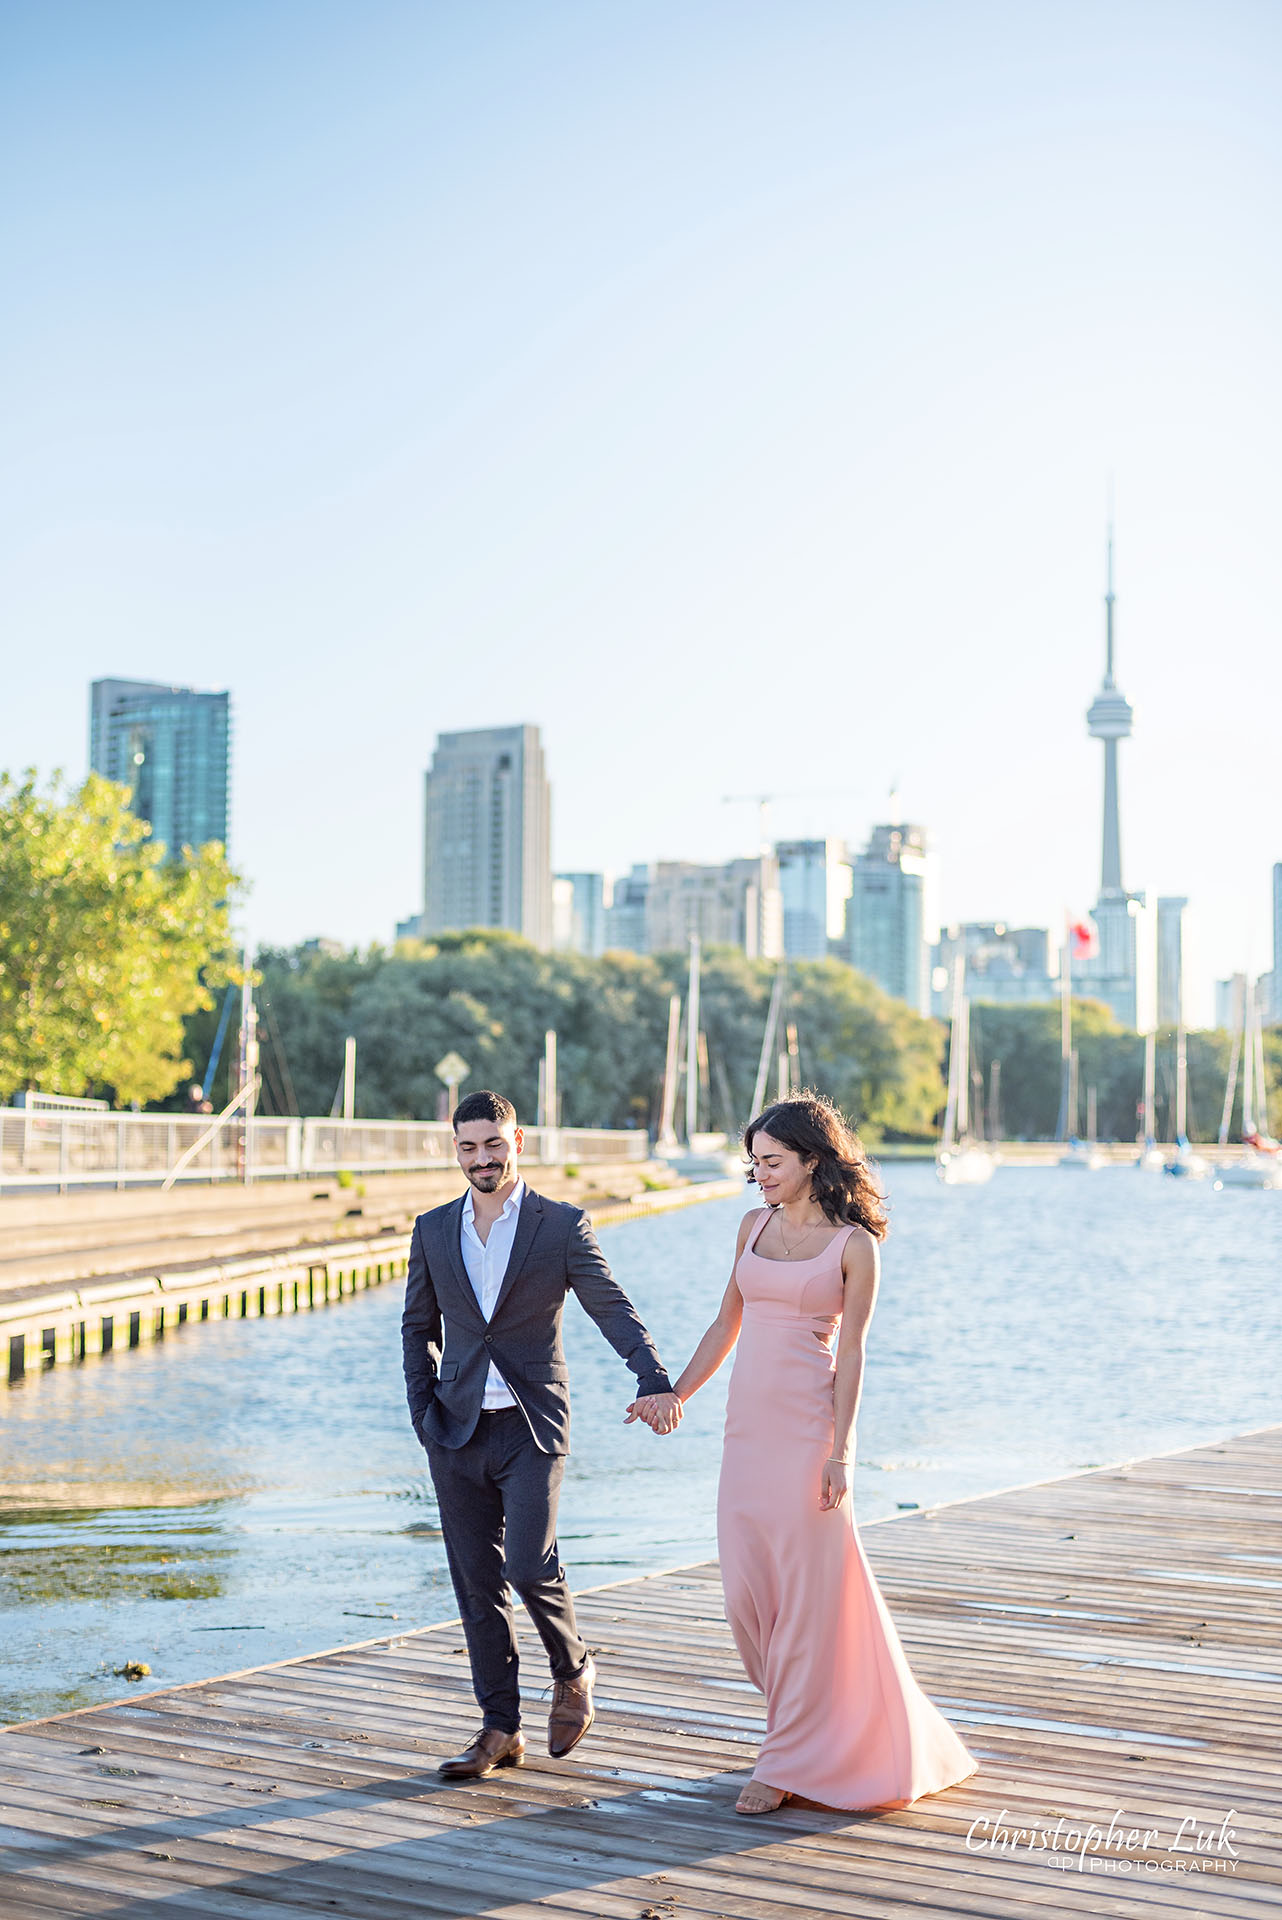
{"left": 2, "top": 0, "right": 1279, "bottom": 1023}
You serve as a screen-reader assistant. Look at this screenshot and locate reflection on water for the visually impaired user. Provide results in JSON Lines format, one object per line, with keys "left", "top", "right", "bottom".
{"left": 2, "top": 1166, "right": 1281, "bottom": 1725}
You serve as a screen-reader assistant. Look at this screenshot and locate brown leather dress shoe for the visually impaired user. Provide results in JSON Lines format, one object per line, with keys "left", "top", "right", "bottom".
{"left": 437, "top": 1727, "right": 526, "bottom": 1778}
{"left": 547, "top": 1654, "right": 596, "bottom": 1758}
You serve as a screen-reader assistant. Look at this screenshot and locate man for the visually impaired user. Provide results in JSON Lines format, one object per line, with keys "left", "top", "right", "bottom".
{"left": 402, "top": 1089, "right": 682, "bottom": 1778}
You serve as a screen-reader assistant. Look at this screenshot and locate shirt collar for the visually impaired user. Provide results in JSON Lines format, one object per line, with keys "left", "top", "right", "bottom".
{"left": 462, "top": 1177, "right": 525, "bottom": 1225}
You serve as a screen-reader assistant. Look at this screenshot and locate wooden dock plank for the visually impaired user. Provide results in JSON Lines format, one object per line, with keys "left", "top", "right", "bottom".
{"left": 3, "top": 1427, "right": 1281, "bottom": 1916}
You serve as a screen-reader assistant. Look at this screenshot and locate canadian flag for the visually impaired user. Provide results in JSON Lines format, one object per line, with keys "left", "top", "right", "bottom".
{"left": 1069, "top": 920, "right": 1099, "bottom": 960}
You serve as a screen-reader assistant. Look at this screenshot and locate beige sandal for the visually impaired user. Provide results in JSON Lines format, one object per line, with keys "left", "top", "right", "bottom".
{"left": 735, "top": 1780, "right": 791, "bottom": 1815}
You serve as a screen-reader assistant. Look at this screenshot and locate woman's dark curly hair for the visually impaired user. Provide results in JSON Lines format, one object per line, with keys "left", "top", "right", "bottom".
{"left": 744, "top": 1091, "right": 889, "bottom": 1240}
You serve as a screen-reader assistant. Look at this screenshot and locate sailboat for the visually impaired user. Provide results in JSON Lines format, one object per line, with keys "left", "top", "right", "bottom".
{"left": 936, "top": 958, "right": 996, "bottom": 1184}
{"left": 1165, "top": 1022, "right": 1209, "bottom": 1179}
{"left": 1216, "top": 980, "right": 1282, "bottom": 1189}
{"left": 1136, "top": 1029, "right": 1165, "bottom": 1170}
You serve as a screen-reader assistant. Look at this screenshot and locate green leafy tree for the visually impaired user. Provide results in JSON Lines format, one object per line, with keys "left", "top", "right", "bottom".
{"left": 788, "top": 961, "right": 942, "bottom": 1141}
{"left": 248, "top": 943, "right": 386, "bottom": 1115}
{"left": 962, "top": 1005, "right": 1273, "bottom": 1143}
{"left": 0, "top": 771, "right": 239, "bottom": 1105}
{"left": 967, "top": 1000, "right": 1130, "bottom": 1139}
{"left": 252, "top": 932, "right": 945, "bottom": 1137}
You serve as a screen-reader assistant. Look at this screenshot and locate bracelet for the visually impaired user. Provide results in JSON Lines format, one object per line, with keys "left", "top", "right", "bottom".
{"left": 826, "top": 1456, "right": 851, "bottom": 1466}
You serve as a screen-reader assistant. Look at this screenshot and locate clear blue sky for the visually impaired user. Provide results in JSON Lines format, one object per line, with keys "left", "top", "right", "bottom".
{"left": 3, "top": 1, "right": 1279, "bottom": 1021}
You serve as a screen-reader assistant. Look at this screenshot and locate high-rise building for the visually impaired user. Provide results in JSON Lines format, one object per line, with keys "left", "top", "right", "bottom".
{"left": 1155, "top": 897, "right": 1189, "bottom": 1027}
{"left": 422, "top": 724, "right": 552, "bottom": 946}
{"left": 931, "top": 923, "right": 1057, "bottom": 1013}
{"left": 1215, "top": 973, "right": 1247, "bottom": 1033}
{"left": 842, "top": 823, "right": 933, "bottom": 1014}
{"left": 89, "top": 678, "right": 230, "bottom": 861}
{"left": 1078, "top": 529, "right": 1150, "bottom": 1029}
{"left": 552, "top": 872, "right": 609, "bottom": 956}
{"left": 604, "top": 864, "right": 650, "bottom": 954}
{"left": 776, "top": 839, "right": 852, "bottom": 961}
{"left": 1010, "top": 927, "right": 1051, "bottom": 974}
{"left": 644, "top": 856, "right": 784, "bottom": 959}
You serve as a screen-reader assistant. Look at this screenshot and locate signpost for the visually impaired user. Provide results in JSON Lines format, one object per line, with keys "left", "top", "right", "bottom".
{"left": 434, "top": 1051, "right": 470, "bottom": 1117}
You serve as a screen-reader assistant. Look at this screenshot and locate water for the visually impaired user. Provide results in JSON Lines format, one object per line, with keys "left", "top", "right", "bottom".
{"left": 3, "top": 1166, "right": 1281, "bottom": 1725}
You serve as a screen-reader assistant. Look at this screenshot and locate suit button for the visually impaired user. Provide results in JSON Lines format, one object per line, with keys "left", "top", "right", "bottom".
{"left": 484, "top": 1334, "right": 493, "bottom": 1344}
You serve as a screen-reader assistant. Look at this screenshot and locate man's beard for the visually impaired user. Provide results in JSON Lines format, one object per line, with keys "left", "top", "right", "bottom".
{"left": 467, "top": 1165, "right": 506, "bottom": 1191}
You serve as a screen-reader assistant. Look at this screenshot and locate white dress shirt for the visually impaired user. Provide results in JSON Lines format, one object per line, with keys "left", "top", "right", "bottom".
{"left": 459, "top": 1178, "right": 525, "bottom": 1409}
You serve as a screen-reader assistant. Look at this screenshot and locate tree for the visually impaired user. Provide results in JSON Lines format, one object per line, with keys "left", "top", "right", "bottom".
{"left": 250, "top": 930, "right": 943, "bottom": 1139}
{"left": 791, "top": 961, "right": 943, "bottom": 1141}
{"left": 0, "top": 771, "right": 239, "bottom": 1105}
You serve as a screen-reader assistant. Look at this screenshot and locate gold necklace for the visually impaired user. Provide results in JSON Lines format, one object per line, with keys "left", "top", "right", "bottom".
{"left": 777, "top": 1212, "right": 825, "bottom": 1257}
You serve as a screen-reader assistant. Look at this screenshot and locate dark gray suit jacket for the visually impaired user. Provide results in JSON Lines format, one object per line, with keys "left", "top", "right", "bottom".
{"left": 401, "top": 1186, "right": 673, "bottom": 1455}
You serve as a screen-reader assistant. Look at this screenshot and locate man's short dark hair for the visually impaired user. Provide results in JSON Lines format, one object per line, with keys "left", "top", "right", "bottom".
{"left": 452, "top": 1089, "right": 517, "bottom": 1132}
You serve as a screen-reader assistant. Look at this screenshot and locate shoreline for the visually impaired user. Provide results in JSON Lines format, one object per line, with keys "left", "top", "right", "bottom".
{"left": 1, "top": 1175, "right": 743, "bottom": 1387}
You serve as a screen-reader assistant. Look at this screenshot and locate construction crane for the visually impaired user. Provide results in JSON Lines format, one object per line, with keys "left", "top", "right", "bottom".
{"left": 721, "top": 793, "right": 787, "bottom": 853}
{"left": 722, "top": 789, "right": 867, "bottom": 854}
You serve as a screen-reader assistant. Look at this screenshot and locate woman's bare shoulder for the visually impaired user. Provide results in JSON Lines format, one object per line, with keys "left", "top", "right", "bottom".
{"left": 840, "top": 1221, "right": 880, "bottom": 1274}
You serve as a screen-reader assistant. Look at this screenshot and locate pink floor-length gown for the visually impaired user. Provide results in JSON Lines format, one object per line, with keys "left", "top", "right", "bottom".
{"left": 716, "top": 1206, "right": 978, "bottom": 1810}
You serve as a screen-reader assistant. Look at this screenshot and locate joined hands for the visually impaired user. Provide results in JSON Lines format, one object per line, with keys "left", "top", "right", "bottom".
{"left": 623, "top": 1391, "right": 683, "bottom": 1436}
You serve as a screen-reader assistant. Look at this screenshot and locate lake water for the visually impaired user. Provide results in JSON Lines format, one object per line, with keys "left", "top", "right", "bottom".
{"left": 3, "top": 1165, "right": 1281, "bottom": 1725}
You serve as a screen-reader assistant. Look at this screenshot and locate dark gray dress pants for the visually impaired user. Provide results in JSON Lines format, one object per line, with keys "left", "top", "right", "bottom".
{"left": 425, "top": 1407, "right": 589, "bottom": 1732}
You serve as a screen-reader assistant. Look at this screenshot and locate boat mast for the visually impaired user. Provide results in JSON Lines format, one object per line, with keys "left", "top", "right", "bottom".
{"left": 1218, "top": 978, "right": 1243, "bottom": 1146}
{"left": 1143, "top": 1029, "right": 1156, "bottom": 1147}
{"left": 1253, "top": 984, "right": 1270, "bottom": 1138}
{"left": 956, "top": 987, "right": 971, "bottom": 1141}
{"left": 1055, "top": 921, "right": 1072, "bottom": 1142}
{"left": 1242, "top": 986, "right": 1257, "bottom": 1139}
{"left": 940, "top": 955, "right": 963, "bottom": 1152}
{"left": 657, "top": 994, "right": 681, "bottom": 1148}
{"left": 751, "top": 963, "right": 786, "bottom": 1118}
{"left": 1174, "top": 1023, "right": 1188, "bottom": 1144}
{"left": 684, "top": 935, "right": 701, "bottom": 1144}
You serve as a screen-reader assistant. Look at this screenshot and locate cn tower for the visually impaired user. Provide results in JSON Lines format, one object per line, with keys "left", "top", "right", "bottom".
{"left": 1084, "top": 524, "right": 1143, "bottom": 1027}
{"left": 1086, "top": 526, "right": 1133, "bottom": 897}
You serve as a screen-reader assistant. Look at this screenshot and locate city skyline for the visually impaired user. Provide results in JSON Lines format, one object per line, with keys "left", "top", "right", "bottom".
{"left": 5, "top": 4, "right": 1279, "bottom": 1022}
{"left": 72, "top": 663, "right": 1273, "bottom": 1028}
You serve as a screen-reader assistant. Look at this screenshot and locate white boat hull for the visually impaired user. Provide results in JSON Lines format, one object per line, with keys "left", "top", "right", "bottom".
{"left": 936, "top": 1146, "right": 997, "bottom": 1185}
{"left": 1060, "top": 1144, "right": 1107, "bottom": 1170}
{"left": 1215, "top": 1155, "right": 1282, "bottom": 1190}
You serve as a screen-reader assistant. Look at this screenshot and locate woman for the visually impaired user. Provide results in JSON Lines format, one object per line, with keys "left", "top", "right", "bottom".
{"left": 631, "top": 1093, "right": 977, "bottom": 1816}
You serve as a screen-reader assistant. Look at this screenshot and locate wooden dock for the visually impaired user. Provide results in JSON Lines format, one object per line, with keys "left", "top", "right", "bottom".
{"left": 2, "top": 1425, "right": 1279, "bottom": 1917}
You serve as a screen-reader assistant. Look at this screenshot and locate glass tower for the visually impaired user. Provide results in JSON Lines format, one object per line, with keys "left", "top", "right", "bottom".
{"left": 89, "top": 678, "right": 231, "bottom": 860}
{"left": 422, "top": 724, "right": 552, "bottom": 947}
{"left": 842, "top": 823, "right": 933, "bottom": 1014}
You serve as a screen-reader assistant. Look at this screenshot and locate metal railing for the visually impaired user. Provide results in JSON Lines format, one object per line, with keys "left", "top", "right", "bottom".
{"left": 0, "top": 1107, "right": 650, "bottom": 1193}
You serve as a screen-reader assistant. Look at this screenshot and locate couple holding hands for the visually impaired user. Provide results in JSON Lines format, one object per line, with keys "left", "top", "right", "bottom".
{"left": 402, "top": 1087, "right": 976, "bottom": 1815}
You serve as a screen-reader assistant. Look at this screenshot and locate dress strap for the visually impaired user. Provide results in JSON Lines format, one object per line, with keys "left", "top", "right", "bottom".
{"left": 745, "top": 1206, "right": 774, "bottom": 1252}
